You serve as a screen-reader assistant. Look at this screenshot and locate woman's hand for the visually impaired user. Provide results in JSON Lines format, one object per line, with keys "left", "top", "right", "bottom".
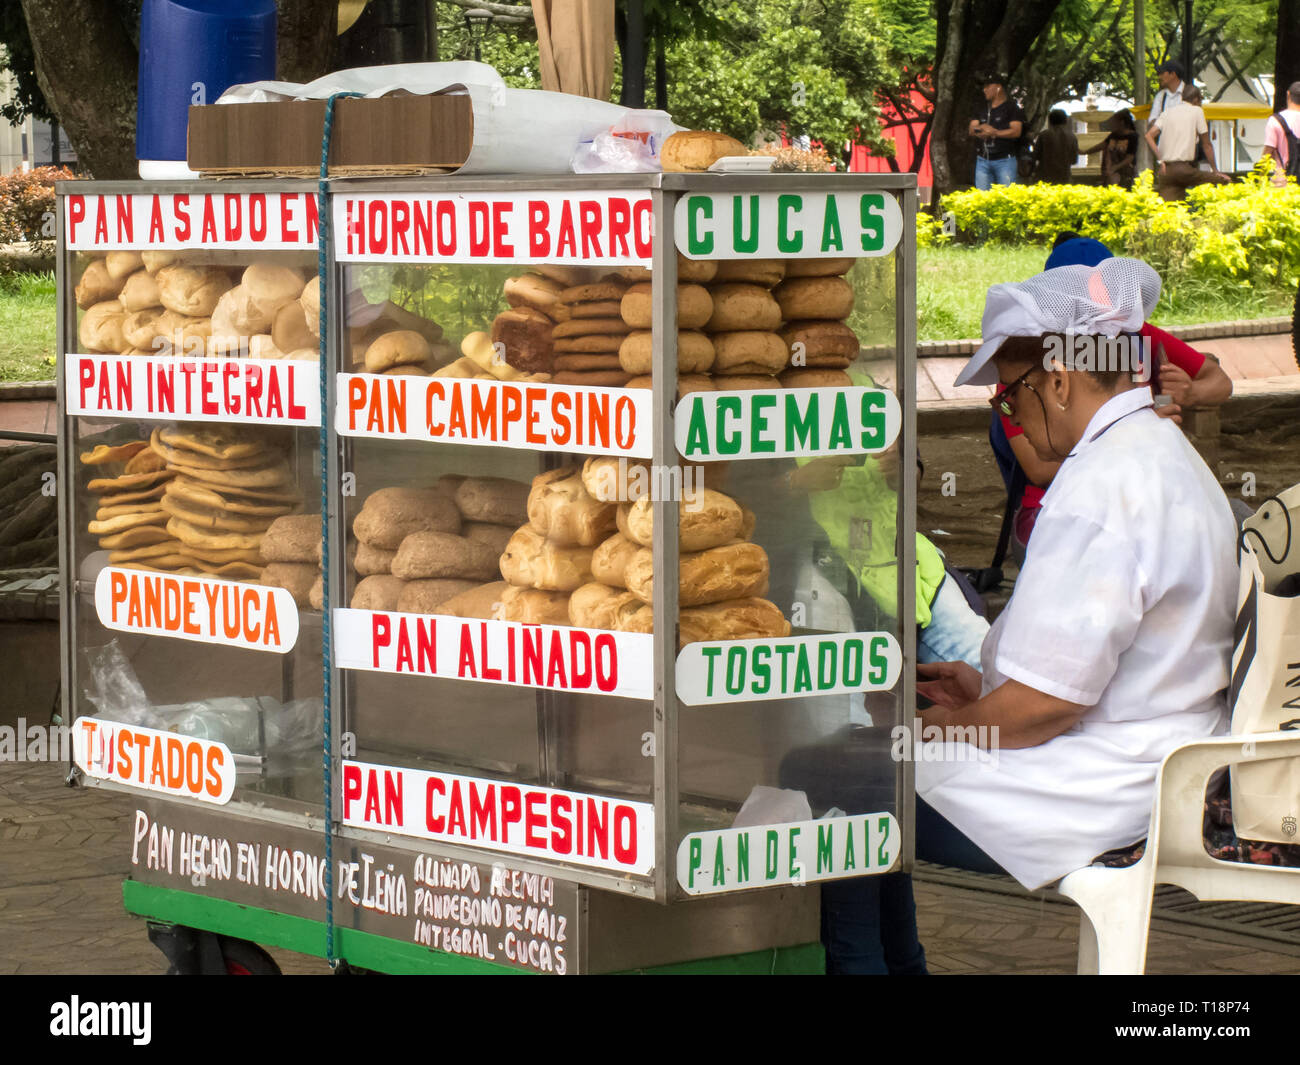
{"left": 916, "top": 660, "right": 982, "bottom": 710}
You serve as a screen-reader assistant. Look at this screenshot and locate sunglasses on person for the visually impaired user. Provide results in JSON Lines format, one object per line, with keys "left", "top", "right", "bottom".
{"left": 989, "top": 367, "right": 1037, "bottom": 417}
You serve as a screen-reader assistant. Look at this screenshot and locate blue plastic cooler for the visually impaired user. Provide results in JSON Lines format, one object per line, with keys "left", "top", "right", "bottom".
{"left": 136, "top": 0, "right": 277, "bottom": 178}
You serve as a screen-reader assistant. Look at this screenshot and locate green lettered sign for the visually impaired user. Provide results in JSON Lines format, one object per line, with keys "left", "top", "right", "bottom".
{"left": 673, "top": 191, "right": 902, "bottom": 259}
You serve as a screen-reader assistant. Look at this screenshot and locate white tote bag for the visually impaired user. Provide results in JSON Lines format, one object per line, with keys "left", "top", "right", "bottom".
{"left": 1229, "top": 484, "right": 1300, "bottom": 843}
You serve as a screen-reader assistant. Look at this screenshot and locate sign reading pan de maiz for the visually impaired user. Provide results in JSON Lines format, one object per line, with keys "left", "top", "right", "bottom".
{"left": 673, "top": 191, "right": 903, "bottom": 259}
{"left": 676, "top": 632, "right": 900, "bottom": 706}
{"left": 677, "top": 812, "right": 900, "bottom": 894}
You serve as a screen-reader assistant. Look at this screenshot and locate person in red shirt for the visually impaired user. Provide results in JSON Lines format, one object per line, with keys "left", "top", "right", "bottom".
{"left": 997, "top": 235, "right": 1232, "bottom": 558}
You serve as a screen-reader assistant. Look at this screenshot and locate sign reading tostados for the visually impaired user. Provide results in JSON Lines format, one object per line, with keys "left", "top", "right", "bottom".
{"left": 674, "top": 191, "right": 903, "bottom": 259}
{"left": 337, "top": 373, "right": 651, "bottom": 458}
{"left": 74, "top": 716, "right": 236, "bottom": 805}
{"left": 94, "top": 567, "right": 299, "bottom": 653}
{"left": 334, "top": 193, "right": 654, "bottom": 264}
{"left": 342, "top": 760, "right": 654, "bottom": 875}
{"left": 64, "top": 192, "right": 320, "bottom": 250}
{"left": 675, "top": 387, "right": 901, "bottom": 459}
{"left": 333, "top": 608, "right": 653, "bottom": 700}
{"left": 66, "top": 355, "right": 319, "bottom": 425}
{"left": 676, "top": 632, "right": 901, "bottom": 705}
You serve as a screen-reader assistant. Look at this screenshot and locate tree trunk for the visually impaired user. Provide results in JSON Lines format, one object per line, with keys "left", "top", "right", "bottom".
{"left": 930, "top": 0, "right": 1065, "bottom": 199}
{"left": 19, "top": 0, "right": 137, "bottom": 178}
{"left": 279, "top": 0, "right": 340, "bottom": 82}
{"left": 1278, "top": 0, "right": 1300, "bottom": 112}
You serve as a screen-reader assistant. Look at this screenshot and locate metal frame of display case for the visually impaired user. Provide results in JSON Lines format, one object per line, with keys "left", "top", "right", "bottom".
{"left": 54, "top": 172, "right": 917, "bottom": 971}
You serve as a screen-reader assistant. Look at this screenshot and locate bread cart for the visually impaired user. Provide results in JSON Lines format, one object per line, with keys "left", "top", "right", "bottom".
{"left": 57, "top": 171, "right": 918, "bottom": 974}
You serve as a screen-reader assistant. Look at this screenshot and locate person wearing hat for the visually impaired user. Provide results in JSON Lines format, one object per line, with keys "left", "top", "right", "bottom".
{"left": 1100, "top": 109, "right": 1139, "bottom": 189}
{"left": 1145, "top": 84, "right": 1231, "bottom": 201}
{"left": 1149, "top": 60, "right": 1187, "bottom": 126}
{"left": 968, "top": 74, "right": 1026, "bottom": 190}
{"left": 819, "top": 258, "right": 1238, "bottom": 973}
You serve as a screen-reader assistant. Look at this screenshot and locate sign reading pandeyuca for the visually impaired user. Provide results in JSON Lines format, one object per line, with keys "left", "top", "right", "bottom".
{"left": 334, "top": 192, "right": 654, "bottom": 264}
{"left": 677, "top": 812, "right": 900, "bottom": 894}
{"left": 337, "top": 373, "right": 651, "bottom": 457}
{"left": 74, "top": 716, "right": 236, "bottom": 805}
{"left": 674, "top": 191, "right": 903, "bottom": 259}
{"left": 675, "top": 387, "right": 901, "bottom": 459}
{"left": 333, "top": 608, "right": 653, "bottom": 699}
{"left": 94, "top": 567, "right": 300, "bottom": 653}
{"left": 342, "top": 760, "right": 654, "bottom": 875}
{"left": 64, "top": 192, "right": 320, "bottom": 250}
{"left": 66, "top": 355, "right": 319, "bottom": 425}
{"left": 676, "top": 632, "right": 901, "bottom": 706}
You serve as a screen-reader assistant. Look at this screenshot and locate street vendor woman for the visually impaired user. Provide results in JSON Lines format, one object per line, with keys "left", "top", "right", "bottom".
{"left": 821, "top": 257, "right": 1238, "bottom": 973}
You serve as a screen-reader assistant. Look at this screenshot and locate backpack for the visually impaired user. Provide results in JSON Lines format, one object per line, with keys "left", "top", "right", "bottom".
{"left": 1275, "top": 114, "right": 1300, "bottom": 179}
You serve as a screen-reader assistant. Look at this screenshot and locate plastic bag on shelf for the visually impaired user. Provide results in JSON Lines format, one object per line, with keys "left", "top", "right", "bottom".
{"left": 571, "top": 109, "right": 680, "bottom": 173}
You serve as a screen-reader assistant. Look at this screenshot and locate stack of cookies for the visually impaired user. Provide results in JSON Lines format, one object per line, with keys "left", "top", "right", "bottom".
{"left": 543, "top": 280, "right": 637, "bottom": 388}
{"left": 774, "top": 259, "right": 858, "bottom": 388}
{"left": 701, "top": 259, "right": 789, "bottom": 389}
{"left": 495, "top": 466, "right": 618, "bottom": 625}
{"left": 150, "top": 424, "right": 300, "bottom": 580}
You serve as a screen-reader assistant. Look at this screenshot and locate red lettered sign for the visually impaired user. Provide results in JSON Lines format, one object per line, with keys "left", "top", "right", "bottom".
{"left": 65, "top": 192, "right": 320, "bottom": 250}
{"left": 341, "top": 760, "right": 655, "bottom": 874}
{"left": 336, "top": 373, "right": 649, "bottom": 457}
{"left": 66, "top": 355, "right": 319, "bottom": 425}
{"left": 334, "top": 192, "right": 654, "bottom": 264}
{"left": 333, "top": 608, "right": 652, "bottom": 699}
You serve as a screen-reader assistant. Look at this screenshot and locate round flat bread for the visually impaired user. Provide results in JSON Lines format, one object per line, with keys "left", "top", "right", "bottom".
{"left": 559, "top": 282, "right": 626, "bottom": 304}
{"left": 87, "top": 511, "right": 170, "bottom": 535}
{"left": 95, "top": 502, "right": 165, "bottom": 521}
{"left": 195, "top": 560, "right": 263, "bottom": 581}
{"left": 150, "top": 427, "right": 273, "bottom": 470}
{"left": 159, "top": 495, "right": 279, "bottom": 533}
{"left": 167, "top": 459, "right": 294, "bottom": 490}
{"left": 79, "top": 441, "right": 149, "bottom": 465}
{"left": 158, "top": 423, "right": 276, "bottom": 461}
{"left": 554, "top": 354, "right": 623, "bottom": 371}
{"left": 165, "top": 479, "right": 297, "bottom": 517}
{"left": 551, "top": 317, "right": 629, "bottom": 339}
{"left": 566, "top": 300, "right": 624, "bottom": 319}
{"left": 94, "top": 484, "right": 169, "bottom": 508}
{"left": 166, "top": 517, "right": 266, "bottom": 552}
{"left": 118, "top": 562, "right": 202, "bottom": 576}
{"left": 553, "top": 333, "right": 625, "bottom": 354}
{"left": 108, "top": 540, "right": 188, "bottom": 563}
{"left": 87, "top": 469, "right": 174, "bottom": 494}
{"left": 98, "top": 525, "right": 175, "bottom": 549}
{"left": 170, "top": 474, "right": 300, "bottom": 506}
{"left": 125, "top": 448, "right": 168, "bottom": 475}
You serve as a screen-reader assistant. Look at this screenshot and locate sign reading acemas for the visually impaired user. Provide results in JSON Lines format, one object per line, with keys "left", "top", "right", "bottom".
{"left": 674, "top": 191, "right": 903, "bottom": 259}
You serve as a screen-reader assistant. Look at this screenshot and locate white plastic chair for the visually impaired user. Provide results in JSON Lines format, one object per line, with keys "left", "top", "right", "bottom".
{"left": 1055, "top": 730, "right": 1300, "bottom": 974}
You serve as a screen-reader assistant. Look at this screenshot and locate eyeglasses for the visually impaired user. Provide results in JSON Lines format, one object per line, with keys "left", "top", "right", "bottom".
{"left": 989, "top": 367, "right": 1037, "bottom": 417}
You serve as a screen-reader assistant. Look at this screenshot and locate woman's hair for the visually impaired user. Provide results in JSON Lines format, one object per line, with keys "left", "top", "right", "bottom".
{"left": 995, "top": 333, "right": 1133, "bottom": 391}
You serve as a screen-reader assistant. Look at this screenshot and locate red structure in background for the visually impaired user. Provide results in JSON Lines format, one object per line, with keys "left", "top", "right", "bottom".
{"left": 849, "top": 88, "right": 934, "bottom": 193}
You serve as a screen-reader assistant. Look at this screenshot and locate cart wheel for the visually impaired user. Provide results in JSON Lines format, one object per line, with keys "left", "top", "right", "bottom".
{"left": 216, "top": 936, "right": 281, "bottom": 976}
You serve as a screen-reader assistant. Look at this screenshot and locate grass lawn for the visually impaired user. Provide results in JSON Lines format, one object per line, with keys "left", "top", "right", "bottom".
{"left": 0, "top": 272, "right": 55, "bottom": 382}
{"left": 916, "top": 244, "right": 1295, "bottom": 340}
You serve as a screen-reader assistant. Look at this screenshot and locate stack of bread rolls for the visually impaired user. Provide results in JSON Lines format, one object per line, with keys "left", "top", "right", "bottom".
{"left": 615, "top": 254, "right": 720, "bottom": 397}
{"left": 259, "top": 514, "right": 322, "bottom": 606}
{"left": 569, "top": 460, "right": 789, "bottom": 647}
{"left": 494, "top": 465, "right": 618, "bottom": 625}
{"left": 775, "top": 259, "right": 858, "bottom": 389}
{"left": 700, "top": 258, "right": 789, "bottom": 389}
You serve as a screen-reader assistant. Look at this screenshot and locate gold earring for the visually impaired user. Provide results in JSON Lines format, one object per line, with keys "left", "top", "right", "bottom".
{"left": 1058, "top": 403, "right": 1068, "bottom": 411}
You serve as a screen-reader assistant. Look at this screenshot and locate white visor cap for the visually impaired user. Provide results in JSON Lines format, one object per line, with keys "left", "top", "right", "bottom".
{"left": 954, "top": 257, "right": 1162, "bottom": 387}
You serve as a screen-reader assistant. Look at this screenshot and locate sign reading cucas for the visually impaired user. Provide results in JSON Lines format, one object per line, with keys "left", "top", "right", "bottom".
{"left": 674, "top": 191, "right": 903, "bottom": 259}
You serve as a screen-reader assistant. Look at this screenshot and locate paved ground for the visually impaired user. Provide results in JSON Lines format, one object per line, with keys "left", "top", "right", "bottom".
{"left": 4, "top": 755, "right": 1299, "bottom": 976}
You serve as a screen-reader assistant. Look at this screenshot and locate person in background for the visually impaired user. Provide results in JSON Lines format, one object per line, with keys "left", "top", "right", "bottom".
{"left": 1100, "top": 108, "right": 1139, "bottom": 189}
{"left": 1149, "top": 60, "right": 1187, "bottom": 127}
{"left": 1261, "top": 81, "right": 1300, "bottom": 186}
{"left": 1145, "top": 84, "right": 1231, "bottom": 201}
{"left": 968, "top": 74, "right": 1025, "bottom": 190}
{"left": 986, "top": 233, "right": 1233, "bottom": 562}
{"left": 1034, "top": 109, "right": 1078, "bottom": 184}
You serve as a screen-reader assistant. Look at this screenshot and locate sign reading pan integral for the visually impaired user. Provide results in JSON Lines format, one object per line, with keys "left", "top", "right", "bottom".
{"left": 674, "top": 191, "right": 903, "bottom": 259}
{"left": 677, "top": 812, "right": 900, "bottom": 894}
{"left": 676, "top": 632, "right": 901, "bottom": 706}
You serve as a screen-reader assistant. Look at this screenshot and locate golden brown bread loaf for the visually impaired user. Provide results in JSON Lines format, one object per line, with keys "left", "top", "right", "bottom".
{"left": 353, "top": 487, "right": 461, "bottom": 549}
{"left": 122, "top": 309, "right": 163, "bottom": 350}
{"left": 581, "top": 457, "right": 650, "bottom": 504}
{"left": 260, "top": 514, "right": 319, "bottom": 563}
{"left": 300, "top": 276, "right": 321, "bottom": 339}
{"left": 568, "top": 582, "right": 644, "bottom": 630}
{"left": 784, "top": 257, "right": 854, "bottom": 278}
{"left": 625, "top": 489, "right": 744, "bottom": 552}
{"left": 455, "top": 477, "right": 530, "bottom": 526}
{"left": 774, "top": 276, "right": 855, "bottom": 320}
{"left": 499, "top": 525, "right": 595, "bottom": 591}
{"left": 526, "top": 467, "right": 617, "bottom": 547}
{"left": 620, "top": 282, "right": 712, "bottom": 330}
{"left": 262, "top": 562, "right": 317, "bottom": 607}
{"left": 661, "top": 130, "right": 747, "bottom": 171}
{"left": 119, "top": 270, "right": 162, "bottom": 312}
{"left": 79, "top": 300, "right": 128, "bottom": 353}
{"left": 364, "top": 330, "right": 431, "bottom": 373}
{"left": 589, "top": 531, "right": 641, "bottom": 588}
{"left": 392, "top": 531, "right": 502, "bottom": 580}
{"left": 710, "top": 331, "right": 788, "bottom": 375}
{"left": 242, "top": 263, "right": 306, "bottom": 326}
{"left": 497, "top": 586, "right": 572, "bottom": 625}
{"left": 105, "top": 251, "right": 144, "bottom": 282}
{"left": 618, "top": 330, "right": 714, "bottom": 375}
{"left": 272, "top": 301, "right": 316, "bottom": 355}
{"left": 504, "top": 274, "right": 566, "bottom": 318}
{"left": 156, "top": 266, "right": 232, "bottom": 317}
{"left": 705, "top": 284, "right": 783, "bottom": 332}
{"left": 154, "top": 311, "right": 212, "bottom": 355}
{"left": 615, "top": 502, "right": 634, "bottom": 540}
{"left": 142, "top": 251, "right": 179, "bottom": 274}
{"left": 461, "top": 522, "right": 516, "bottom": 557}
{"left": 778, "top": 320, "right": 860, "bottom": 368}
{"left": 75, "top": 260, "right": 124, "bottom": 309}
{"left": 397, "top": 578, "right": 482, "bottom": 615}
{"left": 354, "top": 541, "right": 397, "bottom": 577}
{"left": 620, "top": 596, "right": 790, "bottom": 646}
{"left": 438, "top": 580, "right": 509, "bottom": 620}
{"left": 624, "top": 540, "right": 770, "bottom": 606}
{"left": 351, "top": 575, "right": 407, "bottom": 611}
{"left": 712, "top": 258, "right": 787, "bottom": 287}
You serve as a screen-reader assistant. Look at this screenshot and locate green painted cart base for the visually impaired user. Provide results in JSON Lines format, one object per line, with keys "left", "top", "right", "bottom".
{"left": 123, "top": 881, "right": 825, "bottom": 975}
